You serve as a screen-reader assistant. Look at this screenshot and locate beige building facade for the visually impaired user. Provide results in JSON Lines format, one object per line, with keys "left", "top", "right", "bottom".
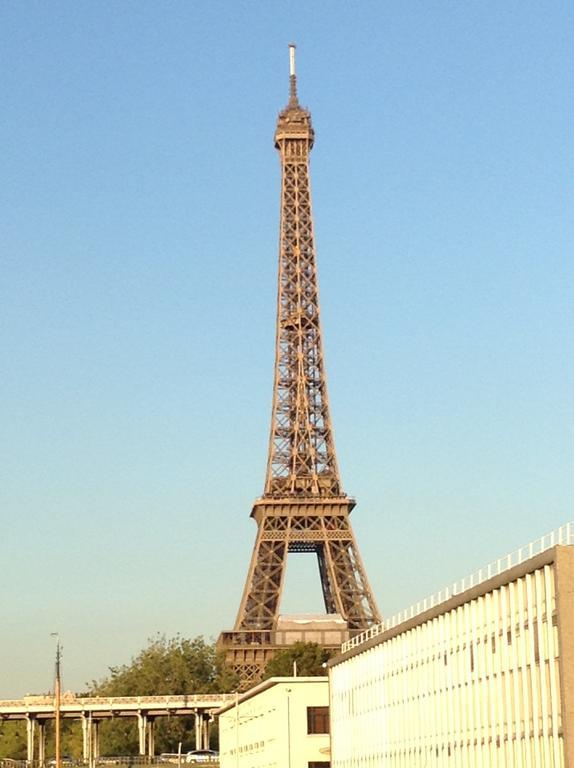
{"left": 328, "top": 524, "right": 574, "bottom": 768}
{"left": 217, "top": 676, "right": 330, "bottom": 768}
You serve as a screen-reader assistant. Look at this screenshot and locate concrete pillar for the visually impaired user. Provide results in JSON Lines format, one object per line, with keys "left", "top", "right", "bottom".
{"left": 26, "top": 715, "right": 36, "bottom": 764}
{"left": 82, "top": 715, "right": 90, "bottom": 761}
{"left": 201, "top": 714, "right": 211, "bottom": 750}
{"left": 147, "top": 717, "right": 155, "bottom": 758}
{"left": 38, "top": 722, "right": 46, "bottom": 767}
{"left": 93, "top": 721, "right": 100, "bottom": 760}
{"left": 137, "top": 712, "right": 147, "bottom": 756}
{"left": 194, "top": 710, "right": 200, "bottom": 750}
{"left": 194, "top": 712, "right": 210, "bottom": 750}
{"left": 82, "top": 714, "right": 98, "bottom": 763}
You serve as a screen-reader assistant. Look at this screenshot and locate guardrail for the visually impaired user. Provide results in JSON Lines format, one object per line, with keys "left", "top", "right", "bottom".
{"left": 219, "top": 628, "right": 349, "bottom": 646}
{"left": 0, "top": 694, "right": 236, "bottom": 715}
{"left": 0, "top": 758, "right": 219, "bottom": 768}
{"left": 0, "top": 760, "right": 28, "bottom": 768}
{"left": 342, "top": 521, "right": 574, "bottom": 653}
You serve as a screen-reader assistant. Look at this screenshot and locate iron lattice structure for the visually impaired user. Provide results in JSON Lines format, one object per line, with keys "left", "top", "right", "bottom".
{"left": 219, "top": 46, "right": 380, "bottom": 688}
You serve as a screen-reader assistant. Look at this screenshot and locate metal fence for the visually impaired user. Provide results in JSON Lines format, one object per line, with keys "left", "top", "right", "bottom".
{"left": 0, "top": 759, "right": 28, "bottom": 768}
{"left": 0, "top": 758, "right": 219, "bottom": 768}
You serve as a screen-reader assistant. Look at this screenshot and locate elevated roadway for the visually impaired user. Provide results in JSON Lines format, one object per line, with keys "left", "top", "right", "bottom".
{"left": 0, "top": 694, "right": 236, "bottom": 763}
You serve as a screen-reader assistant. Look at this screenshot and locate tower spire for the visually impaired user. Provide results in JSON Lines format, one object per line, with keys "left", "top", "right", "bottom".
{"left": 288, "top": 42, "right": 298, "bottom": 105}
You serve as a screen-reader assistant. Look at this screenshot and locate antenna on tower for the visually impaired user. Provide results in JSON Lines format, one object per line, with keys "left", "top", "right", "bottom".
{"left": 288, "top": 42, "right": 298, "bottom": 104}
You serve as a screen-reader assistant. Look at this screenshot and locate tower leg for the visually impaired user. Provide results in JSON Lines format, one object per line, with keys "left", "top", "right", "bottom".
{"left": 236, "top": 537, "right": 287, "bottom": 630}
{"left": 324, "top": 537, "right": 379, "bottom": 628}
{"left": 317, "top": 544, "right": 340, "bottom": 614}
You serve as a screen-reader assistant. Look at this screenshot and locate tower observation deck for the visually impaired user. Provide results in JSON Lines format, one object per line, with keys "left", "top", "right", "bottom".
{"left": 218, "top": 46, "right": 380, "bottom": 689}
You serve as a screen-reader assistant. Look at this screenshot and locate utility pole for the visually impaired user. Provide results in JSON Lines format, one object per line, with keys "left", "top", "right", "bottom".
{"left": 51, "top": 635, "right": 62, "bottom": 768}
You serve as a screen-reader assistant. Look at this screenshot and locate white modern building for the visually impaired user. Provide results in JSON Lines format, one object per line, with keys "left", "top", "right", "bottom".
{"left": 328, "top": 523, "right": 574, "bottom": 768}
{"left": 217, "top": 676, "right": 330, "bottom": 768}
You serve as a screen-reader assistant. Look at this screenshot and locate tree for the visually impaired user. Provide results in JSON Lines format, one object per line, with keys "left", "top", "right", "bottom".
{"left": 262, "top": 642, "right": 332, "bottom": 679}
{"left": 91, "top": 635, "right": 218, "bottom": 696}
{"left": 0, "top": 713, "right": 85, "bottom": 760}
{"left": 88, "top": 635, "right": 238, "bottom": 755}
{"left": 0, "top": 722, "right": 26, "bottom": 760}
{"left": 0, "top": 636, "right": 238, "bottom": 759}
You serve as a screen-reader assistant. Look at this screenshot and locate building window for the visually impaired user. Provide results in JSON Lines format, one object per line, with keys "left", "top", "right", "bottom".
{"left": 307, "top": 706, "right": 330, "bottom": 734}
{"left": 533, "top": 620, "right": 540, "bottom": 662}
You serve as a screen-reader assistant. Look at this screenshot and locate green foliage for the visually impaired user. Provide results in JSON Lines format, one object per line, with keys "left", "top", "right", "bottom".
{"left": 91, "top": 635, "right": 218, "bottom": 696}
{"left": 88, "top": 635, "right": 238, "bottom": 755}
{"left": 0, "top": 635, "right": 238, "bottom": 759}
{"left": 0, "top": 722, "right": 26, "bottom": 759}
{"left": 262, "top": 642, "right": 332, "bottom": 679}
{"left": 0, "top": 718, "right": 83, "bottom": 760}
{"left": 61, "top": 721, "right": 84, "bottom": 758}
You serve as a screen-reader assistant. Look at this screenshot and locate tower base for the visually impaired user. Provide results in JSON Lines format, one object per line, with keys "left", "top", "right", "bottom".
{"left": 218, "top": 615, "right": 351, "bottom": 690}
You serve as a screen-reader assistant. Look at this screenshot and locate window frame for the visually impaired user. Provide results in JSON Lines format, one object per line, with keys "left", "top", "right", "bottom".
{"left": 306, "top": 705, "right": 330, "bottom": 734}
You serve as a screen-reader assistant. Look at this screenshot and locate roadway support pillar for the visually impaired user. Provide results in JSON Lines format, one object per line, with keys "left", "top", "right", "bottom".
{"left": 137, "top": 712, "right": 146, "bottom": 755}
{"left": 26, "top": 715, "right": 36, "bottom": 764}
{"left": 147, "top": 717, "right": 155, "bottom": 758}
{"left": 82, "top": 713, "right": 99, "bottom": 764}
{"left": 82, "top": 714, "right": 89, "bottom": 761}
{"left": 203, "top": 713, "right": 212, "bottom": 750}
{"left": 136, "top": 712, "right": 154, "bottom": 757}
{"left": 204, "top": 713, "right": 212, "bottom": 750}
{"left": 38, "top": 721, "right": 46, "bottom": 767}
{"left": 93, "top": 721, "right": 100, "bottom": 760}
{"left": 194, "top": 711, "right": 211, "bottom": 751}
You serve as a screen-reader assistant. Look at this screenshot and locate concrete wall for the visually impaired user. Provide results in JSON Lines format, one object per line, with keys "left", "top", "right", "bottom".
{"left": 556, "top": 547, "right": 574, "bottom": 768}
{"left": 329, "top": 547, "right": 574, "bottom": 768}
{"left": 218, "top": 677, "right": 330, "bottom": 768}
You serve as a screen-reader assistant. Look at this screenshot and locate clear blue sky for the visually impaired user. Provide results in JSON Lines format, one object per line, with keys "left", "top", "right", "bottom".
{"left": 1, "top": 1, "right": 573, "bottom": 697}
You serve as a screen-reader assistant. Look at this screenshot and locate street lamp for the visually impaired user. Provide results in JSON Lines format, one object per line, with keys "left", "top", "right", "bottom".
{"left": 51, "top": 634, "right": 62, "bottom": 768}
{"left": 234, "top": 692, "right": 239, "bottom": 768}
{"left": 285, "top": 688, "right": 292, "bottom": 768}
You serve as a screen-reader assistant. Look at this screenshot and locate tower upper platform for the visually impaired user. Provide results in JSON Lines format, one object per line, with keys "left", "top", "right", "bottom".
{"left": 274, "top": 44, "right": 315, "bottom": 149}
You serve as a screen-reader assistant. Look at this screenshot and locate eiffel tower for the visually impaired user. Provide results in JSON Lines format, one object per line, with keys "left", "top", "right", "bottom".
{"left": 218, "top": 45, "right": 380, "bottom": 689}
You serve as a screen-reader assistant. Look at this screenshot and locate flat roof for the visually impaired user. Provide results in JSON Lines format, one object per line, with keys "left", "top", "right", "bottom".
{"left": 329, "top": 544, "right": 574, "bottom": 668}
{"left": 216, "top": 676, "right": 328, "bottom": 715}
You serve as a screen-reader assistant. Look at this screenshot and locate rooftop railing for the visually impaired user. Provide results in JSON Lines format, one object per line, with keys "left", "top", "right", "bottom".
{"left": 219, "top": 627, "right": 349, "bottom": 647}
{"left": 342, "top": 520, "right": 574, "bottom": 653}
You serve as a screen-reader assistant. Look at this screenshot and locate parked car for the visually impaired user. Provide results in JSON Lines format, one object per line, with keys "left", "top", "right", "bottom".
{"left": 184, "top": 751, "right": 219, "bottom": 764}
